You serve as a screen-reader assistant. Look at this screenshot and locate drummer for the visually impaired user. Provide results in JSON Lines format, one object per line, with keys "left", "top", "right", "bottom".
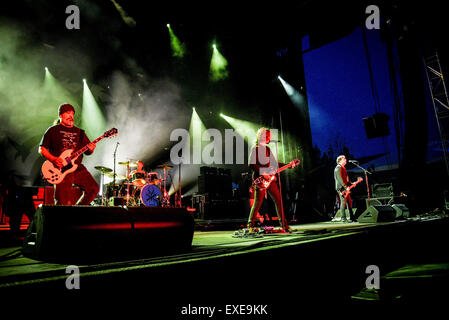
{"left": 129, "top": 160, "right": 147, "bottom": 187}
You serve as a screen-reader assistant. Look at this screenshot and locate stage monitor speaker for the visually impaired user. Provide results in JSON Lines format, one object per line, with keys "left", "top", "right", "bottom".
{"left": 373, "top": 183, "right": 394, "bottom": 198}
{"left": 365, "top": 198, "right": 383, "bottom": 207}
{"left": 357, "top": 205, "right": 396, "bottom": 223}
{"left": 23, "top": 205, "right": 194, "bottom": 260}
{"left": 391, "top": 204, "right": 409, "bottom": 219}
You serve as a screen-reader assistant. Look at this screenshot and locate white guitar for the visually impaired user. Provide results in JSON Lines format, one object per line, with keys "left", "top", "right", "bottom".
{"left": 41, "top": 128, "right": 118, "bottom": 184}
{"left": 253, "top": 159, "right": 300, "bottom": 189}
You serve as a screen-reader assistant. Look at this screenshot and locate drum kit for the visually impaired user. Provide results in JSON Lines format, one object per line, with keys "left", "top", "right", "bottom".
{"left": 95, "top": 160, "right": 174, "bottom": 207}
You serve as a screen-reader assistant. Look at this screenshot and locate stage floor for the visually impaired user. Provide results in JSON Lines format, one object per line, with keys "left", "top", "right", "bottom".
{"left": 0, "top": 219, "right": 430, "bottom": 287}
{"left": 0, "top": 216, "right": 448, "bottom": 312}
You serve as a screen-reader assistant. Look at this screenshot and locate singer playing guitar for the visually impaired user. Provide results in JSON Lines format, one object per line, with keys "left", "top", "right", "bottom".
{"left": 247, "top": 128, "right": 300, "bottom": 233}
{"left": 334, "top": 155, "right": 358, "bottom": 222}
{"left": 39, "top": 103, "right": 99, "bottom": 205}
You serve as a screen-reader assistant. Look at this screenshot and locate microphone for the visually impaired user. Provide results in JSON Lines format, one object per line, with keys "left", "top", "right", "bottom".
{"left": 348, "top": 160, "right": 359, "bottom": 164}
{"left": 270, "top": 140, "right": 282, "bottom": 143}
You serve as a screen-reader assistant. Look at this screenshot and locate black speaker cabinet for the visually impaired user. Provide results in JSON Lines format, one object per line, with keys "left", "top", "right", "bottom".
{"left": 23, "top": 205, "right": 194, "bottom": 260}
{"left": 363, "top": 113, "right": 390, "bottom": 139}
{"left": 357, "top": 205, "right": 396, "bottom": 223}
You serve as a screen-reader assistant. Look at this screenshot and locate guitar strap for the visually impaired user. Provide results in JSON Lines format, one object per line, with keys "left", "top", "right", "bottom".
{"left": 79, "top": 129, "right": 85, "bottom": 146}
{"left": 76, "top": 129, "right": 86, "bottom": 166}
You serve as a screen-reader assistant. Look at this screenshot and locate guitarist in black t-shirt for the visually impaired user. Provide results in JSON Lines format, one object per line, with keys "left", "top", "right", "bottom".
{"left": 39, "top": 104, "right": 99, "bottom": 205}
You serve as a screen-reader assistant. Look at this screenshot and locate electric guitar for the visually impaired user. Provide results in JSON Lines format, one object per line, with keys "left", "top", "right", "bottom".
{"left": 42, "top": 128, "right": 118, "bottom": 184}
{"left": 339, "top": 177, "right": 363, "bottom": 197}
{"left": 253, "top": 159, "right": 300, "bottom": 189}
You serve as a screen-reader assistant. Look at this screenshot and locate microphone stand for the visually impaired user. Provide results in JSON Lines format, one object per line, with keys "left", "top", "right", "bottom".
{"left": 352, "top": 162, "right": 372, "bottom": 200}
{"left": 272, "top": 140, "right": 286, "bottom": 229}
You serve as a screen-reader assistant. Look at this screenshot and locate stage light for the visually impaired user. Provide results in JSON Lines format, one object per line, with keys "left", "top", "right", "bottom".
{"left": 220, "top": 113, "right": 260, "bottom": 144}
{"left": 278, "top": 76, "right": 305, "bottom": 108}
{"left": 43, "top": 67, "right": 77, "bottom": 114}
{"left": 167, "top": 24, "right": 185, "bottom": 58}
{"left": 82, "top": 80, "right": 106, "bottom": 139}
{"left": 168, "top": 107, "right": 207, "bottom": 197}
{"left": 209, "top": 43, "right": 228, "bottom": 81}
{"left": 189, "top": 107, "right": 206, "bottom": 165}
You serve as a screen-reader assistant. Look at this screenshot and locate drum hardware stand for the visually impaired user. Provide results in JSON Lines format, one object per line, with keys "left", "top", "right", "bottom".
{"left": 158, "top": 163, "right": 173, "bottom": 207}
{"left": 162, "top": 166, "right": 169, "bottom": 207}
{"left": 99, "top": 171, "right": 106, "bottom": 206}
{"left": 174, "top": 162, "right": 182, "bottom": 208}
{"left": 125, "top": 161, "right": 132, "bottom": 206}
{"left": 112, "top": 142, "right": 119, "bottom": 205}
{"left": 95, "top": 165, "right": 114, "bottom": 206}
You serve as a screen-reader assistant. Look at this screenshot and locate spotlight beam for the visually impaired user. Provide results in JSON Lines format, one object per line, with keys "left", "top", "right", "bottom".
{"left": 82, "top": 80, "right": 106, "bottom": 139}
{"left": 209, "top": 43, "right": 228, "bottom": 81}
{"left": 278, "top": 76, "right": 306, "bottom": 110}
{"left": 167, "top": 24, "right": 186, "bottom": 58}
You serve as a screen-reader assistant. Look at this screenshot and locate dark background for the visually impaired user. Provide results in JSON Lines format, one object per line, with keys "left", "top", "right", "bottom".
{"left": 1, "top": 0, "right": 448, "bottom": 220}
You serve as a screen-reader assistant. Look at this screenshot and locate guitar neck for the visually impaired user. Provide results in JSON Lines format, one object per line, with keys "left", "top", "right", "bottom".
{"left": 349, "top": 179, "right": 363, "bottom": 190}
{"left": 275, "top": 162, "right": 294, "bottom": 175}
{"left": 68, "top": 135, "right": 104, "bottom": 161}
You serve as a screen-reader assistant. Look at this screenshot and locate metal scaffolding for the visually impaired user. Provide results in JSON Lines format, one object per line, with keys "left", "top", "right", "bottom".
{"left": 424, "top": 52, "right": 449, "bottom": 178}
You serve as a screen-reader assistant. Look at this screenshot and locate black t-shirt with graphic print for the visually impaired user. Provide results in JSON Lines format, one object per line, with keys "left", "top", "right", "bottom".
{"left": 39, "top": 124, "right": 92, "bottom": 165}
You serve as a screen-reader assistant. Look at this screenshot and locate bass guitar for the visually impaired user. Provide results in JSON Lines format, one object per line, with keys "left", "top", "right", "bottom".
{"left": 42, "top": 128, "right": 118, "bottom": 184}
{"left": 339, "top": 177, "right": 363, "bottom": 197}
{"left": 253, "top": 159, "right": 300, "bottom": 189}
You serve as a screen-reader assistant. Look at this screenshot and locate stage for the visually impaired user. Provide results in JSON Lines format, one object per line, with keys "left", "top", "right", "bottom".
{"left": 1, "top": 212, "right": 448, "bottom": 315}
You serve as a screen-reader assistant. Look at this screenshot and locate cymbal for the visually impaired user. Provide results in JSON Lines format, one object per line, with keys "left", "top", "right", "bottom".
{"left": 94, "top": 166, "right": 113, "bottom": 174}
{"left": 118, "top": 161, "right": 138, "bottom": 166}
{"left": 105, "top": 172, "right": 126, "bottom": 179}
{"left": 157, "top": 164, "right": 173, "bottom": 169}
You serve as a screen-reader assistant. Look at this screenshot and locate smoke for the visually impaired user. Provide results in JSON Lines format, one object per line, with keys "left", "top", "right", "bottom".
{"left": 0, "top": 22, "right": 62, "bottom": 183}
{"left": 84, "top": 71, "right": 190, "bottom": 184}
{"left": 110, "top": 0, "right": 137, "bottom": 27}
{"left": 0, "top": 19, "right": 99, "bottom": 184}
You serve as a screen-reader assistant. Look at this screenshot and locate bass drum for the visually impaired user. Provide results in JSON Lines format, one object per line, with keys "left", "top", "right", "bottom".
{"left": 140, "top": 184, "right": 162, "bottom": 207}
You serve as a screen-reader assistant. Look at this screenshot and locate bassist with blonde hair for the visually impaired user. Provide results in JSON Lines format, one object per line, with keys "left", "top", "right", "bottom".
{"left": 246, "top": 128, "right": 300, "bottom": 233}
